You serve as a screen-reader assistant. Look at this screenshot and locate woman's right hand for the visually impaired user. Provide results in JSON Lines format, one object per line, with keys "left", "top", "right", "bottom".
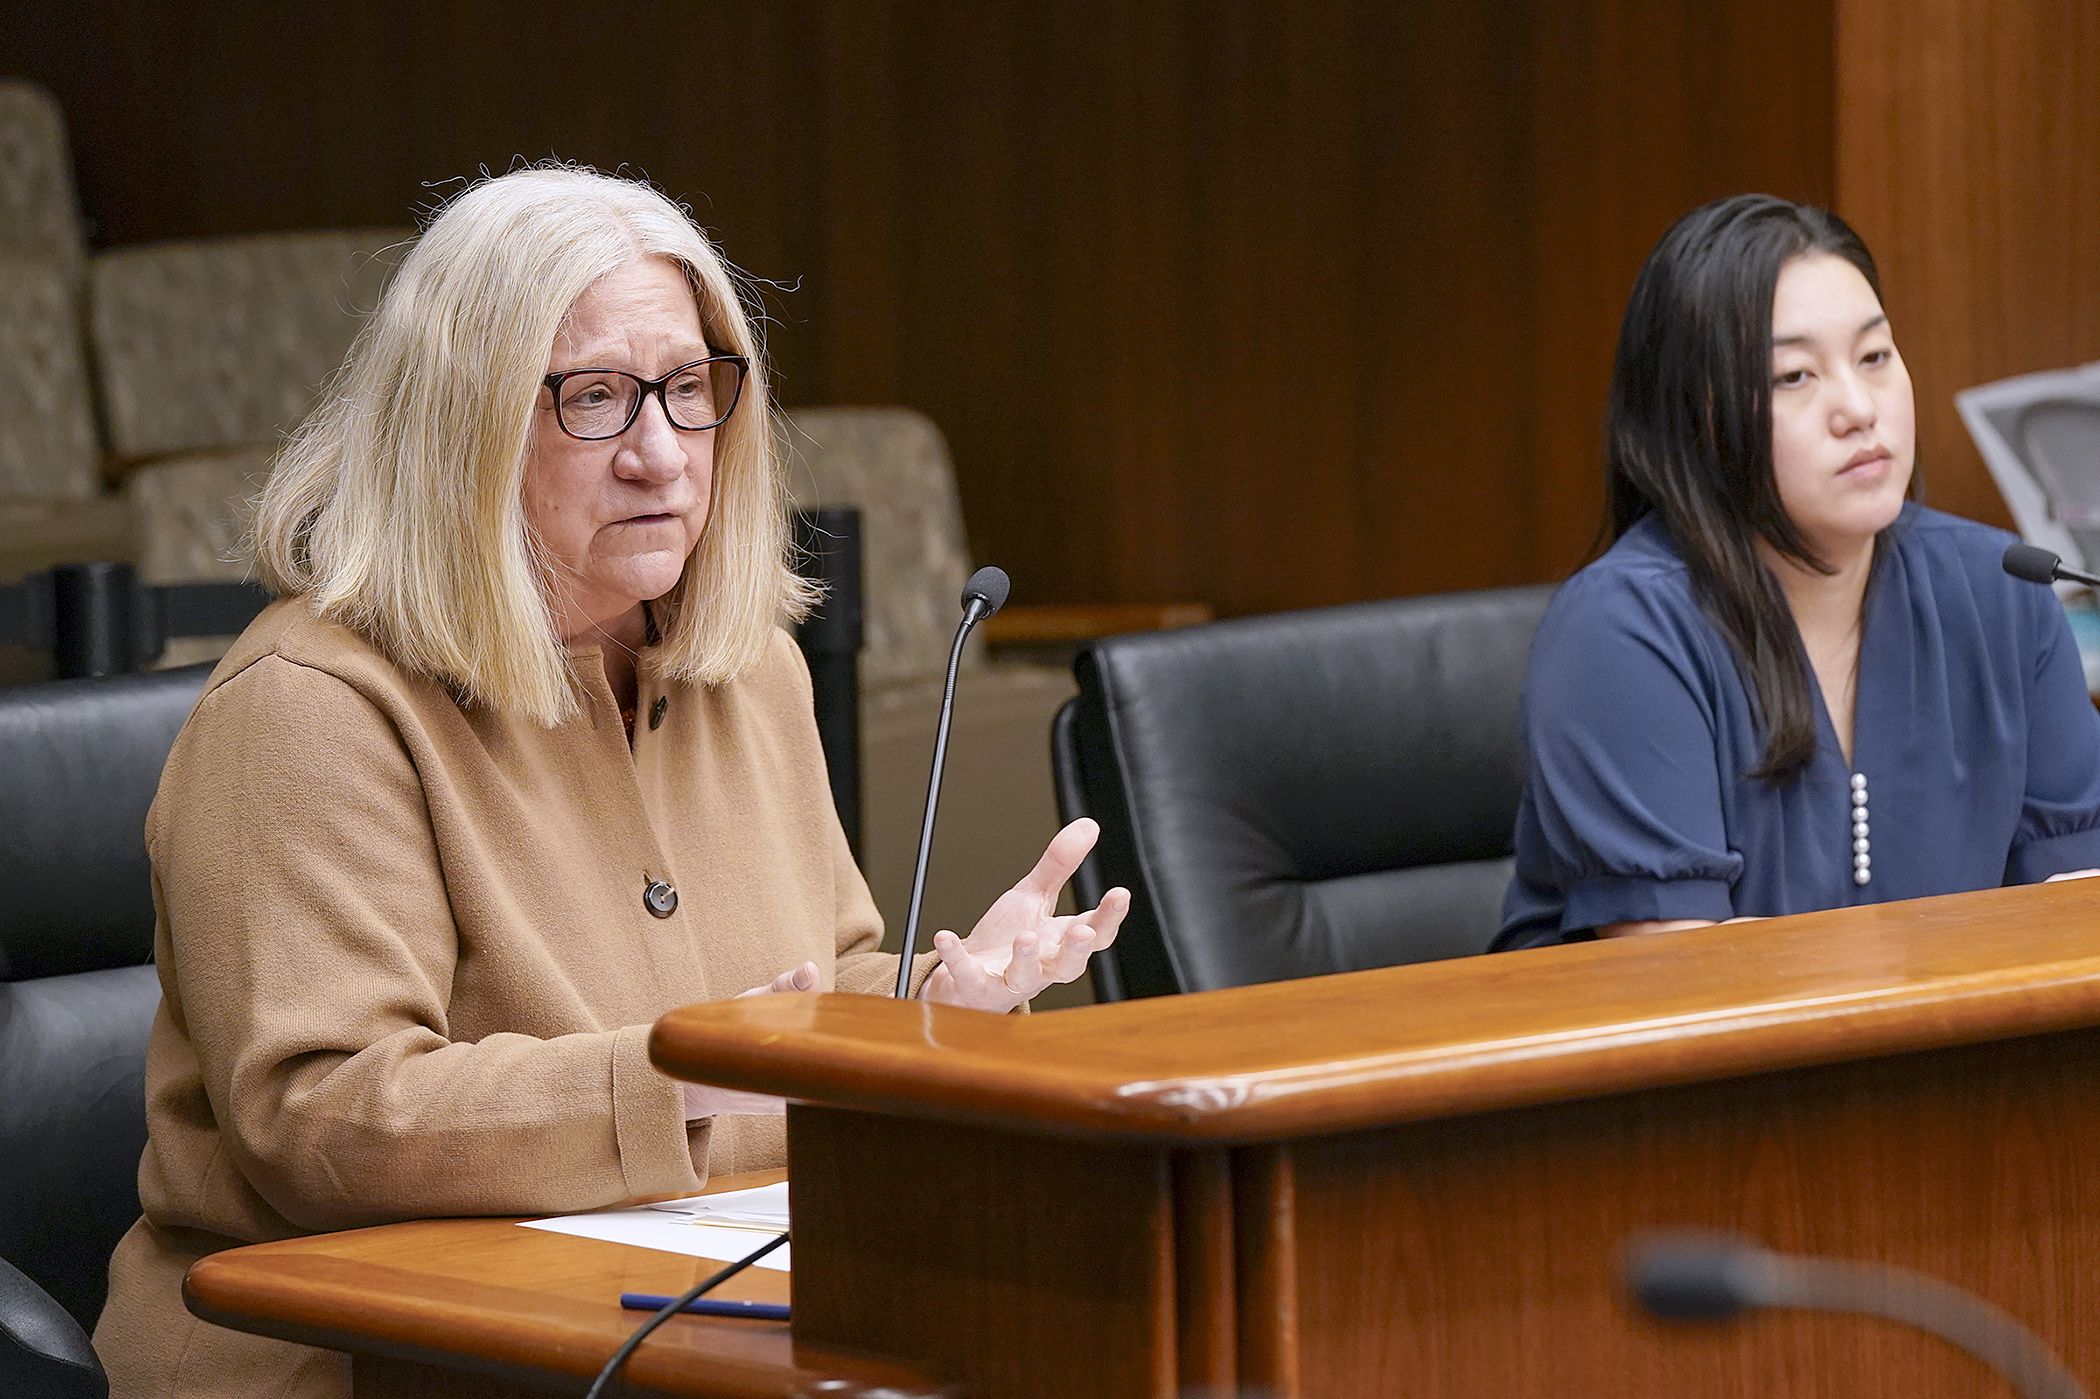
{"left": 676, "top": 962, "right": 822, "bottom": 1120}
{"left": 737, "top": 961, "right": 820, "bottom": 996}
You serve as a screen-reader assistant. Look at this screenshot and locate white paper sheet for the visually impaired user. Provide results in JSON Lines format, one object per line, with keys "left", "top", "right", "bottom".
{"left": 519, "top": 1182, "right": 792, "bottom": 1270}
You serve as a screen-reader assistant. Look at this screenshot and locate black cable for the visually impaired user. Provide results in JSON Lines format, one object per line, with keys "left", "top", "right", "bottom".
{"left": 582, "top": 1230, "right": 789, "bottom": 1399}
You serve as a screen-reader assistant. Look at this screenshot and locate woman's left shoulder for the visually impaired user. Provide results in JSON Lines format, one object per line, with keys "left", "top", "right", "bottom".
{"left": 1893, "top": 505, "right": 2027, "bottom": 587}
{"left": 1890, "top": 504, "right": 2061, "bottom": 631}
{"left": 750, "top": 625, "right": 815, "bottom": 693}
{"left": 665, "top": 627, "right": 814, "bottom": 718}
{"left": 1889, "top": 502, "right": 2013, "bottom": 561}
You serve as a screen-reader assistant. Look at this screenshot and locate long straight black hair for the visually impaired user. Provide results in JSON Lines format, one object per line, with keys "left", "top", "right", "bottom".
{"left": 1603, "top": 194, "right": 1919, "bottom": 781}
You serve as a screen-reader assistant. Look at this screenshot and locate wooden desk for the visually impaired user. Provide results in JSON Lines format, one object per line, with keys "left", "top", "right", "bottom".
{"left": 649, "top": 880, "right": 2100, "bottom": 1399}
{"left": 182, "top": 1170, "right": 949, "bottom": 1398}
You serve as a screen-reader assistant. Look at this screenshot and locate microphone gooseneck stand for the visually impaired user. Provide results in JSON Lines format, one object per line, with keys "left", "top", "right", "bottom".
{"left": 588, "top": 568, "right": 1013, "bottom": 1389}
{"left": 1632, "top": 1235, "right": 2090, "bottom": 1399}
{"left": 893, "top": 565, "right": 1012, "bottom": 1000}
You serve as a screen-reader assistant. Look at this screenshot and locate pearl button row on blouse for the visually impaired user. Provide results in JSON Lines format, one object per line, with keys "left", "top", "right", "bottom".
{"left": 1850, "top": 772, "right": 1871, "bottom": 886}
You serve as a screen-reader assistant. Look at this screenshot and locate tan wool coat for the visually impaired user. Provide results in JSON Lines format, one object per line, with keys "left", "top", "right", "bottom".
{"left": 94, "top": 600, "right": 926, "bottom": 1399}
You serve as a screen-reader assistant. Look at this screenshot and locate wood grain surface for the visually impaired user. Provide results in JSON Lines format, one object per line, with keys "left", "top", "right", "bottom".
{"left": 787, "top": 1107, "right": 1178, "bottom": 1399}
{"left": 4, "top": 0, "right": 1841, "bottom": 617}
{"left": 1523, "top": 0, "right": 1838, "bottom": 573}
{"left": 1836, "top": 0, "right": 2100, "bottom": 534}
{"left": 979, "top": 602, "right": 1214, "bottom": 646}
{"left": 188, "top": 878, "right": 2100, "bottom": 1398}
{"left": 1171, "top": 1149, "right": 1238, "bottom": 1395}
{"left": 18, "top": 2, "right": 2095, "bottom": 618}
{"left": 652, "top": 880, "right": 2100, "bottom": 1142}
{"left": 181, "top": 1170, "right": 948, "bottom": 1399}
{"left": 1231, "top": 1144, "right": 1300, "bottom": 1398}
{"left": 1273, "top": 1021, "right": 2100, "bottom": 1397}
{"left": 768, "top": 993, "right": 2100, "bottom": 1397}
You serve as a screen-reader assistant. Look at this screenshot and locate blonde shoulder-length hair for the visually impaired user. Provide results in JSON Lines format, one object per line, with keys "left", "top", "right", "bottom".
{"left": 254, "top": 165, "right": 813, "bottom": 724}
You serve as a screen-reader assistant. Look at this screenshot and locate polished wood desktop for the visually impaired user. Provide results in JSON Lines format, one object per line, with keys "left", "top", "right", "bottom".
{"left": 182, "top": 1170, "right": 949, "bottom": 1398}
{"left": 186, "top": 880, "right": 2100, "bottom": 1397}
{"left": 652, "top": 879, "right": 2100, "bottom": 1398}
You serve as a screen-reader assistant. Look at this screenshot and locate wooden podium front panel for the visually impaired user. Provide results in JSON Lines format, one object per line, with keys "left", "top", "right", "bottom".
{"left": 1267, "top": 1024, "right": 2100, "bottom": 1399}
{"left": 787, "top": 1106, "right": 1181, "bottom": 1399}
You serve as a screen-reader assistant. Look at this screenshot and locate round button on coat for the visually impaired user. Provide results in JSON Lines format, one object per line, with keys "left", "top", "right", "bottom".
{"left": 643, "top": 880, "right": 678, "bottom": 918}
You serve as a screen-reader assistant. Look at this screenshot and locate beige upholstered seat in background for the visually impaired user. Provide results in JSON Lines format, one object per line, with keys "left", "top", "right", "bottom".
{"left": 0, "top": 83, "right": 84, "bottom": 277}
{"left": 781, "top": 407, "right": 1084, "bottom": 1003}
{"left": 90, "top": 231, "right": 404, "bottom": 466}
{"left": 0, "top": 256, "right": 118, "bottom": 593}
{"left": 0, "top": 79, "right": 409, "bottom": 673}
{"left": 779, "top": 406, "right": 986, "bottom": 688}
{"left": 0, "top": 82, "right": 127, "bottom": 684}
{"left": 88, "top": 230, "right": 409, "bottom": 663}
{"left": 0, "top": 262, "right": 98, "bottom": 505}
{"left": 0, "top": 82, "right": 110, "bottom": 577}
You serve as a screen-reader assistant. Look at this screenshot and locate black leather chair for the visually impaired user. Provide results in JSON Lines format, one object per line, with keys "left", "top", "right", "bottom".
{"left": 0, "top": 665, "right": 212, "bottom": 1398}
{"left": 1053, "top": 586, "right": 1553, "bottom": 999}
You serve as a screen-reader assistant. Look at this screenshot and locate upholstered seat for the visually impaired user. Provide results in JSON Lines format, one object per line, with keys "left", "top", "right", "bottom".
{"left": 781, "top": 407, "right": 1079, "bottom": 968}
{"left": 0, "top": 81, "right": 409, "bottom": 678}
{"left": 0, "top": 83, "right": 98, "bottom": 511}
{"left": 0, "top": 664, "right": 213, "bottom": 1396}
{"left": 0, "top": 81, "right": 112, "bottom": 688}
{"left": 1054, "top": 585, "right": 1552, "bottom": 998}
{"left": 89, "top": 229, "right": 408, "bottom": 467}
{"left": 87, "top": 230, "right": 410, "bottom": 664}
{"left": 0, "top": 258, "right": 100, "bottom": 506}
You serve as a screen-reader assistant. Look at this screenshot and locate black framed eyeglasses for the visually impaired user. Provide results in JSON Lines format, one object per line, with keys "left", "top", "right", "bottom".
{"left": 540, "top": 354, "right": 749, "bottom": 441}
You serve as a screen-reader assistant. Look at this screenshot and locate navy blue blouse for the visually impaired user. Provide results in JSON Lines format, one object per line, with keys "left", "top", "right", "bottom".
{"left": 1495, "top": 503, "right": 2100, "bottom": 951}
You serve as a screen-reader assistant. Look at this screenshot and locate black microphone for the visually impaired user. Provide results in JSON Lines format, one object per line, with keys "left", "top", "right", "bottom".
{"left": 2005, "top": 542, "right": 2100, "bottom": 588}
{"left": 1630, "top": 1234, "right": 2089, "bottom": 1399}
{"left": 893, "top": 566, "right": 1011, "bottom": 998}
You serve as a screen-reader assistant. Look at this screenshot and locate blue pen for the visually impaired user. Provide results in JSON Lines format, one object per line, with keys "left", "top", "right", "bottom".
{"left": 620, "top": 1292, "right": 790, "bottom": 1322}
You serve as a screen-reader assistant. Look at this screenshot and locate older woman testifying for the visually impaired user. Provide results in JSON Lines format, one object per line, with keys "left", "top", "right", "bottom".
{"left": 95, "top": 166, "right": 1128, "bottom": 1398}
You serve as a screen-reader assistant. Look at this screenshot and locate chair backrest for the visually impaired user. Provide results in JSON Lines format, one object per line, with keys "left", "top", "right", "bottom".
{"left": 88, "top": 229, "right": 410, "bottom": 465}
{"left": 0, "top": 81, "right": 98, "bottom": 505}
{"left": 0, "top": 259, "right": 102, "bottom": 505}
{"left": 127, "top": 448, "right": 275, "bottom": 586}
{"left": 87, "top": 229, "right": 410, "bottom": 663}
{"left": 0, "top": 1255, "right": 102, "bottom": 1399}
{"left": 778, "top": 406, "right": 982, "bottom": 689}
{"left": 1957, "top": 359, "right": 2100, "bottom": 573}
{"left": 0, "top": 81, "right": 84, "bottom": 276}
{"left": 1054, "top": 586, "right": 1552, "bottom": 998}
{"left": 0, "top": 665, "right": 211, "bottom": 1334}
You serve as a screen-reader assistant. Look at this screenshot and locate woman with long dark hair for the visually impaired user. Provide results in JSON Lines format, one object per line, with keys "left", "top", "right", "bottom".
{"left": 1495, "top": 194, "right": 2100, "bottom": 950}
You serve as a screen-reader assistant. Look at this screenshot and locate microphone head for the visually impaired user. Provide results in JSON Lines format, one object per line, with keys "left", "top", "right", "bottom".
{"left": 2004, "top": 541, "right": 2064, "bottom": 585}
{"left": 1628, "top": 1236, "right": 1765, "bottom": 1320}
{"left": 962, "top": 565, "right": 1011, "bottom": 617}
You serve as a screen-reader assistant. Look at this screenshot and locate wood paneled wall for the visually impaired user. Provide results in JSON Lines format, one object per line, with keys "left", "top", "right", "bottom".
{"left": 11, "top": 0, "right": 2085, "bottom": 614}
{"left": 1527, "top": 0, "right": 1836, "bottom": 572}
{"left": 1836, "top": 0, "right": 2100, "bottom": 531}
